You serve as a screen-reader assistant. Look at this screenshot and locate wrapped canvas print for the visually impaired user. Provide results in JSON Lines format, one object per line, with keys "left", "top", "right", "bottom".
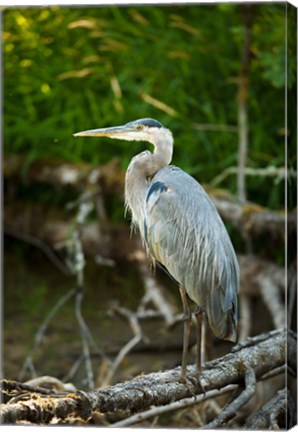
{"left": 1, "top": 0, "right": 297, "bottom": 428}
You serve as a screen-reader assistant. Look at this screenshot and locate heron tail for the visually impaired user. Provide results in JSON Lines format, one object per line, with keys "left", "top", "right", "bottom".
{"left": 206, "top": 284, "right": 238, "bottom": 342}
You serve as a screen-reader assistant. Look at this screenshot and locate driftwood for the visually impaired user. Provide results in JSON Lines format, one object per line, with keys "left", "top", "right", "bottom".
{"left": 5, "top": 196, "right": 287, "bottom": 347}
{"left": 4, "top": 207, "right": 135, "bottom": 262}
{"left": 1, "top": 329, "right": 296, "bottom": 426}
{"left": 244, "top": 388, "right": 295, "bottom": 429}
{"left": 211, "top": 194, "right": 295, "bottom": 239}
{"left": 5, "top": 198, "right": 287, "bottom": 299}
{"left": 238, "top": 254, "right": 286, "bottom": 341}
{"left": 4, "top": 154, "right": 290, "bottom": 394}
{"left": 211, "top": 165, "right": 296, "bottom": 188}
{"left": 4, "top": 155, "right": 294, "bottom": 240}
{"left": 3, "top": 156, "right": 296, "bottom": 426}
{"left": 5, "top": 192, "right": 287, "bottom": 352}
{"left": 3, "top": 155, "right": 124, "bottom": 196}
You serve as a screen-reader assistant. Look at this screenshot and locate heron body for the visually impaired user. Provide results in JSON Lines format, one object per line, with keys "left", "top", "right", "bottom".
{"left": 143, "top": 166, "right": 238, "bottom": 341}
{"left": 74, "top": 118, "right": 240, "bottom": 377}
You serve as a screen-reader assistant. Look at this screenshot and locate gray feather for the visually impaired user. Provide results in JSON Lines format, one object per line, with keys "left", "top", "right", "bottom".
{"left": 145, "top": 166, "right": 239, "bottom": 341}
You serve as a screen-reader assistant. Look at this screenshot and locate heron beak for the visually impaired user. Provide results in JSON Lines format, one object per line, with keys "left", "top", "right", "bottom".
{"left": 73, "top": 124, "right": 132, "bottom": 138}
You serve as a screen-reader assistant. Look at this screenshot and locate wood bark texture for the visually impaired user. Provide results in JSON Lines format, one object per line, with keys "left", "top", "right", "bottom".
{"left": 1, "top": 329, "right": 296, "bottom": 425}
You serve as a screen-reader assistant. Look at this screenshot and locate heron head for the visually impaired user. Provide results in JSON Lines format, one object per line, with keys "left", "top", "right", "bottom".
{"left": 73, "top": 118, "right": 172, "bottom": 145}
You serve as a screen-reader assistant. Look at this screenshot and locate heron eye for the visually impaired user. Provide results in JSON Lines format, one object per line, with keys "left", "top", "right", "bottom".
{"left": 136, "top": 125, "right": 143, "bottom": 131}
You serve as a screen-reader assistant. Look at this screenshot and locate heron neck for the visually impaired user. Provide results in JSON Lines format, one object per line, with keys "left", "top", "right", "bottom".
{"left": 147, "top": 133, "right": 173, "bottom": 176}
{"left": 125, "top": 131, "right": 173, "bottom": 231}
{"left": 125, "top": 167, "right": 148, "bottom": 233}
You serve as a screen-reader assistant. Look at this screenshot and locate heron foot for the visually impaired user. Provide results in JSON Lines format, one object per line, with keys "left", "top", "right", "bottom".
{"left": 177, "top": 366, "right": 206, "bottom": 396}
{"left": 185, "top": 370, "right": 206, "bottom": 395}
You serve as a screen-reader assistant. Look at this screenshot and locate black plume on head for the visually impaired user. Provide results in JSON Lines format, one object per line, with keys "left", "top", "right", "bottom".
{"left": 127, "top": 118, "right": 164, "bottom": 129}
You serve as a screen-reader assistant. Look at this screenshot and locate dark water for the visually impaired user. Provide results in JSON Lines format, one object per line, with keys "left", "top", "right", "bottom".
{"left": 3, "top": 238, "right": 186, "bottom": 387}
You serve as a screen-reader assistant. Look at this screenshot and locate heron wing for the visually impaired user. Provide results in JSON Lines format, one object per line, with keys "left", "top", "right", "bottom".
{"left": 144, "top": 166, "right": 239, "bottom": 341}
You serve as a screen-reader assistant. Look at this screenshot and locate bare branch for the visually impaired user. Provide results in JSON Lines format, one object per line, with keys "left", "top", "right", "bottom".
{"left": 18, "top": 287, "right": 77, "bottom": 381}
{"left": 3, "top": 155, "right": 124, "bottom": 195}
{"left": 211, "top": 195, "right": 295, "bottom": 238}
{"left": 1, "top": 328, "right": 294, "bottom": 425}
{"left": 237, "top": 255, "right": 285, "bottom": 339}
{"left": 211, "top": 165, "right": 296, "bottom": 188}
{"left": 24, "top": 377, "right": 76, "bottom": 392}
{"left": 4, "top": 156, "right": 292, "bottom": 248}
{"left": 1, "top": 379, "right": 56, "bottom": 401}
{"left": 238, "top": 295, "right": 251, "bottom": 342}
{"left": 70, "top": 199, "right": 104, "bottom": 389}
{"left": 4, "top": 226, "right": 72, "bottom": 275}
{"left": 243, "top": 388, "right": 291, "bottom": 429}
{"left": 258, "top": 274, "right": 285, "bottom": 328}
{"left": 102, "top": 305, "right": 144, "bottom": 386}
{"left": 203, "top": 368, "right": 256, "bottom": 429}
{"left": 135, "top": 247, "right": 177, "bottom": 326}
{"left": 110, "top": 384, "right": 238, "bottom": 428}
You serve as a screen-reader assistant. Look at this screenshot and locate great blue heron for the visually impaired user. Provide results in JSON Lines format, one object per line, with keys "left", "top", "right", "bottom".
{"left": 74, "top": 118, "right": 240, "bottom": 379}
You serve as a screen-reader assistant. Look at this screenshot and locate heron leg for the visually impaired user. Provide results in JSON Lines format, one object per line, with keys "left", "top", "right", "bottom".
{"left": 179, "top": 285, "right": 191, "bottom": 379}
{"left": 194, "top": 307, "right": 204, "bottom": 373}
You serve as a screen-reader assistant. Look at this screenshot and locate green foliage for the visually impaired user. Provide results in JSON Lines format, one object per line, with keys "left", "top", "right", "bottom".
{"left": 3, "top": 4, "right": 292, "bottom": 209}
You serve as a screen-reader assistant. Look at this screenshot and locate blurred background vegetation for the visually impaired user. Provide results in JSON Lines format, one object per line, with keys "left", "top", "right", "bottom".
{"left": 3, "top": 3, "right": 296, "bottom": 209}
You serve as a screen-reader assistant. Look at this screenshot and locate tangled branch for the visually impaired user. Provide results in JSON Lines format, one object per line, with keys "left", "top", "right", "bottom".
{"left": 1, "top": 329, "right": 295, "bottom": 426}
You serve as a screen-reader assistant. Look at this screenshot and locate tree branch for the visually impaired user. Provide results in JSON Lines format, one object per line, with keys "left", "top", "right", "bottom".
{"left": 110, "top": 384, "right": 238, "bottom": 428}
{"left": 211, "top": 194, "right": 295, "bottom": 238}
{"left": 243, "top": 388, "right": 294, "bottom": 429}
{"left": 101, "top": 304, "right": 145, "bottom": 386}
{"left": 211, "top": 165, "right": 296, "bottom": 188}
{"left": 4, "top": 156, "right": 292, "bottom": 245}
{"left": 203, "top": 368, "right": 256, "bottom": 429}
{"left": 1, "top": 328, "right": 295, "bottom": 425}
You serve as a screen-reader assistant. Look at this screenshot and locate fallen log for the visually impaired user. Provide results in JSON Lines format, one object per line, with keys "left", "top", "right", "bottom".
{"left": 3, "top": 154, "right": 124, "bottom": 196}
{"left": 211, "top": 194, "right": 295, "bottom": 239}
{"left": 4, "top": 197, "right": 287, "bottom": 340}
{"left": 3, "top": 197, "right": 290, "bottom": 277}
{"left": 4, "top": 155, "right": 294, "bottom": 239}
{"left": 1, "top": 328, "right": 296, "bottom": 425}
{"left": 4, "top": 202, "right": 287, "bottom": 339}
{"left": 4, "top": 204, "right": 137, "bottom": 262}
